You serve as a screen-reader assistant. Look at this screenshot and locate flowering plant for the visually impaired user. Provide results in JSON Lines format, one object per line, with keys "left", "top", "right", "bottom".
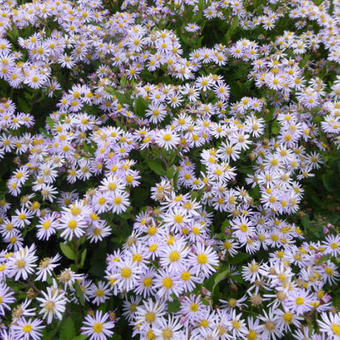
{"left": 0, "top": 0, "right": 340, "bottom": 339}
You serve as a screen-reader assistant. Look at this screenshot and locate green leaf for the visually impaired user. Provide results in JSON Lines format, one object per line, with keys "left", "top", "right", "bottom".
{"left": 135, "top": 96, "right": 147, "bottom": 117}
{"left": 112, "top": 335, "right": 122, "bottom": 340}
{"left": 173, "top": 170, "right": 179, "bottom": 190}
{"left": 120, "top": 76, "right": 128, "bottom": 87}
{"left": 229, "top": 253, "right": 251, "bottom": 265}
{"left": 39, "top": 127, "right": 53, "bottom": 138}
{"left": 147, "top": 160, "right": 166, "bottom": 176}
{"left": 224, "top": 17, "right": 239, "bottom": 43}
{"left": 72, "top": 336, "right": 87, "bottom": 340}
{"left": 167, "top": 298, "right": 180, "bottom": 312}
{"left": 105, "top": 86, "right": 128, "bottom": 104}
{"left": 60, "top": 242, "right": 76, "bottom": 261}
{"left": 47, "top": 117, "right": 55, "bottom": 130}
{"left": 46, "top": 275, "right": 52, "bottom": 285}
{"left": 321, "top": 174, "right": 335, "bottom": 192}
{"left": 18, "top": 97, "right": 30, "bottom": 113}
{"left": 212, "top": 268, "right": 229, "bottom": 292}
{"left": 60, "top": 317, "right": 76, "bottom": 340}
{"left": 166, "top": 167, "right": 175, "bottom": 179}
{"left": 82, "top": 142, "right": 96, "bottom": 155}
{"left": 74, "top": 281, "right": 85, "bottom": 306}
{"left": 271, "top": 121, "right": 280, "bottom": 135}
{"left": 80, "top": 249, "right": 87, "bottom": 268}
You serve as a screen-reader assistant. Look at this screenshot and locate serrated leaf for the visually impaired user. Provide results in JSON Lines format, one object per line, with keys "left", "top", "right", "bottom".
{"left": 60, "top": 242, "right": 76, "bottom": 261}
{"left": 147, "top": 160, "right": 166, "bottom": 176}
{"left": 60, "top": 317, "right": 76, "bottom": 340}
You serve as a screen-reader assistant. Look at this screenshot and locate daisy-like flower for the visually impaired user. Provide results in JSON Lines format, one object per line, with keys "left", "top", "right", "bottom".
{"left": 59, "top": 213, "right": 87, "bottom": 241}
{"left": 323, "top": 234, "right": 340, "bottom": 257}
{"left": 7, "top": 244, "right": 37, "bottom": 281}
{"left": 159, "top": 240, "right": 189, "bottom": 272}
{"left": 36, "top": 212, "right": 59, "bottom": 241}
{"left": 111, "top": 191, "right": 130, "bottom": 214}
{"left": 11, "top": 299, "right": 36, "bottom": 322}
{"left": 89, "top": 281, "right": 111, "bottom": 306}
{"left": 122, "top": 296, "right": 142, "bottom": 323}
{"left": 185, "top": 23, "right": 200, "bottom": 32}
{"left": 11, "top": 317, "right": 44, "bottom": 340}
{"left": 258, "top": 308, "right": 283, "bottom": 340}
{"left": 153, "top": 315, "right": 184, "bottom": 340}
{"left": 230, "top": 216, "right": 255, "bottom": 242}
{"left": 134, "top": 268, "right": 157, "bottom": 298}
{"left": 134, "top": 298, "right": 166, "bottom": 329}
{"left": 242, "top": 260, "right": 262, "bottom": 283}
{"left": 35, "top": 254, "right": 61, "bottom": 281}
{"left": 58, "top": 268, "right": 83, "bottom": 290}
{"left": 0, "top": 282, "right": 15, "bottom": 316}
{"left": 36, "top": 286, "right": 67, "bottom": 324}
{"left": 228, "top": 310, "right": 248, "bottom": 339}
{"left": 81, "top": 310, "right": 115, "bottom": 340}
{"left": 178, "top": 267, "right": 202, "bottom": 293}
{"left": 180, "top": 295, "right": 207, "bottom": 326}
{"left": 111, "top": 257, "right": 141, "bottom": 293}
{"left": 153, "top": 269, "right": 183, "bottom": 301}
{"left": 284, "top": 288, "right": 315, "bottom": 315}
{"left": 188, "top": 243, "right": 219, "bottom": 278}
{"left": 318, "top": 312, "right": 340, "bottom": 339}
{"left": 276, "top": 307, "right": 302, "bottom": 333}
{"left": 155, "top": 129, "right": 180, "bottom": 151}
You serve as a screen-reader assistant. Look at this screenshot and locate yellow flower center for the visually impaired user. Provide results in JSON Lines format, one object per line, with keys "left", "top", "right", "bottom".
{"left": 197, "top": 253, "right": 207, "bottom": 264}
{"left": 143, "top": 277, "right": 152, "bottom": 287}
{"left": 16, "top": 259, "right": 26, "bottom": 268}
{"left": 295, "top": 297, "right": 304, "bottom": 305}
{"left": 331, "top": 324, "right": 340, "bottom": 336}
{"left": 169, "top": 251, "right": 180, "bottom": 262}
{"left": 22, "top": 324, "right": 32, "bottom": 333}
{"left": 121, "top": 267, "right": 131, "bottom": 278}
{"left": 162, "top": 277, "right": 173, "bottom": 289}
{"left": 68, "top": 220, "right": 77, "bottom": 229}
{"left": 93, "top": 323, "right": 103, "bottom": 333}
{"left": 145, "top": 312, "right": 155, "bottom": 323}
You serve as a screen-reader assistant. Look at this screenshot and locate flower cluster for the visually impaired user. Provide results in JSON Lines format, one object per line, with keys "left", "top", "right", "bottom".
{"left": 0, "top": 0, "right": 339, "bottom": 338}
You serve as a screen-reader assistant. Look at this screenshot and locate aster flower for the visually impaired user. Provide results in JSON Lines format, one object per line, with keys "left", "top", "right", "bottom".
{"left": 318, "top": 312, "right": 340, "bottom": 339}
{"left": 11, "top": 318, "right": 44, "bottom": 340}
{"left": 7, "top": 244, "right": 37, "bottom": 281}
{"left": 188, "top": 243, "right": 218, "bottom": 278}
{"left": 0, "top": 282, "right": 15, "bottom": 316}
{"left": 36, "top": 286, "right": 67, "bottom": 324}
{"left": 81, "top": 310, "right": 115, "bottom": 340}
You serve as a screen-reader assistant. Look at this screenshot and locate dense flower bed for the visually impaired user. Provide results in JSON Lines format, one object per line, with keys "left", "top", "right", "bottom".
{"left": 0, "top": 0, "right": 340, "bottom": 339}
